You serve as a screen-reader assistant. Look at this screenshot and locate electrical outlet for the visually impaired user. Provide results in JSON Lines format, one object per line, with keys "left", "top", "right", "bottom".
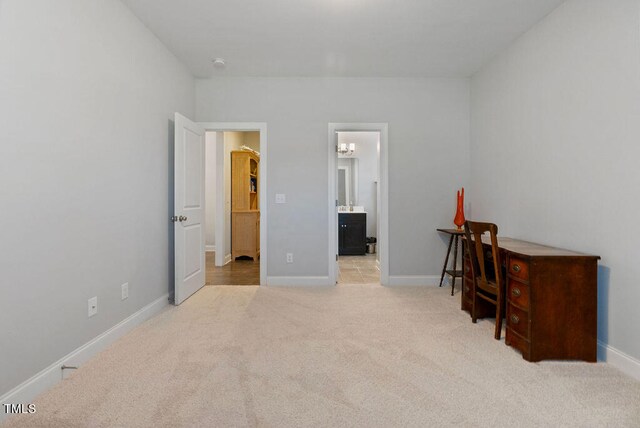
{"left": 121, "top": 282, "right": 129, "bottom": 300}
{"left": 88, "top": 297, "right": 98, "bottom": 317}
{"left": 275, "top": 193, "right": 286, "bottom": 204}
{"left": 286, "top": 253, "right": 293, "bottom": 263}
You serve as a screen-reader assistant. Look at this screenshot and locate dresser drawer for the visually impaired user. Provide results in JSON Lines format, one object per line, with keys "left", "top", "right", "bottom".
{"left": 507, "top": 303, "right": 529, "bottom": 339}
{"left": 508, "top": 257, "right": 529, "bottom": 282}
{"left": 507, "top": 279, "right": 529, "bottom": 310}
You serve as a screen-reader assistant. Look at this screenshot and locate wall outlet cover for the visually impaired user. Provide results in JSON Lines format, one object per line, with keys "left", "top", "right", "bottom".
{"left": 286, "top": 253, "right": 293, "bottom": 263}
{"left": 275, "top": 193, "right": 286, "bottom": 204}
{"left": 88, "top": 297, "right": 98, "bottom": 317}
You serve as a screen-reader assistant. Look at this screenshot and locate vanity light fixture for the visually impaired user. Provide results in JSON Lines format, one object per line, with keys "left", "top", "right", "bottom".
{"left": 212, "top": 57, "right": 226, "bottom": 68}
{"left": 338, "top": 143, "right": 356, "bottom": 156}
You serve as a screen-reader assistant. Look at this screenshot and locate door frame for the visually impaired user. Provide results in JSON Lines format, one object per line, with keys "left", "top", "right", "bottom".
{"left": 199, "top": 122, "right": 267, "bottom": 286}
{"left": 328, "top": 123, "right": 389, "bottom": 286}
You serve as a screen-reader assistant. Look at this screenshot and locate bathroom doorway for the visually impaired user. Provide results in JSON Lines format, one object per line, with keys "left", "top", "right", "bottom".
{"left": 328, "top": 124, "right": 389, "bottom": 286}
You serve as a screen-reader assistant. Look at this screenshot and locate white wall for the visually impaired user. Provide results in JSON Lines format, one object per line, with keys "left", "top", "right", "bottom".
{"left": 338, "top": 132, "right": 379, "bottom": 237}
{"left": 0, "top": 0, "right": 194, "bottom": 396}
{"left": 205, "top": 132, "right": 217, "bottom": 250}
{"left": 471, "top": 0, "right": 640, "bottom": 363}
{"left": 196, "top": 78, "right": 470, "bottom": 278}
{"left": 223, "top": 132, "right": 244, "bottom": 258}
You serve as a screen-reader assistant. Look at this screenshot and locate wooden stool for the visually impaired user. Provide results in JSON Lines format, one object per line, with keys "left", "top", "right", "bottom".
{"left": 437, "top": 228, "right": 464, "bottom": 295}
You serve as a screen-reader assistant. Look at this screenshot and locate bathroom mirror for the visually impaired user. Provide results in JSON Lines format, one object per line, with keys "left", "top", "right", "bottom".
{"left": 337, "top": 158, "right": 358, "bottom": 206}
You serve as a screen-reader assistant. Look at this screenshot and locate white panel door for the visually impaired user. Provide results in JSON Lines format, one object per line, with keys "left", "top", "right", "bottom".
{"left": 174, "top": 113, "right": 205, "bottom": 305}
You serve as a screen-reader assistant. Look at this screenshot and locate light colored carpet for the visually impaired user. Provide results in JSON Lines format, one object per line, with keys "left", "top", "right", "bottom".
{"left": 3, "top": 285, "right": 640, "bottom": 427}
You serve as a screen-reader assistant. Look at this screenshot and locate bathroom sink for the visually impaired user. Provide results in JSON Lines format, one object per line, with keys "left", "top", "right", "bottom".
{"left": 338, "top": 206, "right": 365, "bottom": 213}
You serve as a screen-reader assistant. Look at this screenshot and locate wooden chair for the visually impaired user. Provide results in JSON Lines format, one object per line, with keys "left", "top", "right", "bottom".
{"left": 463, "top": 220, "right": 505, "bottom": 340}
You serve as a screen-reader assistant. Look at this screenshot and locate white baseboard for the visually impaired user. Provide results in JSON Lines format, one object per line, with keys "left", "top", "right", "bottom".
{"left": 387, "top": 275, "right": 440, "bottom": 286}
{"left": 598, "top": 341, "right": 640, "bottom": 381}
{"left": 0, "top": 294, "right": 169, "bottom": 420}
{"left": 267, "top": 276, "right": 332, "bottom": 287}
{"left": 206, "top": 245, "right": 216, "bottom": 252}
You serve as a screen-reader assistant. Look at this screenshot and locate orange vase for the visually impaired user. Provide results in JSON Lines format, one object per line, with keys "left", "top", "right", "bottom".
{"left": 453, "top": 187, "right": 465, "bottom": 230}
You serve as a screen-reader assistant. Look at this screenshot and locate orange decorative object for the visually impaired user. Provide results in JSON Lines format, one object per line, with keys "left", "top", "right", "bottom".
{"left": 453, "top": 187, "right": 465, "bottom": 230}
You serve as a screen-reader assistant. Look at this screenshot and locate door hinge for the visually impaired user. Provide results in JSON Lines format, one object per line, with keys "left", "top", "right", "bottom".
{"left": 335, "top": 199, "right": 338, "bottom": 207}
{"left": 336, "top": 254, "right": 338, "bottom": 261}
{"left": 170, "top": 216, "right": 178, "bottom": 223}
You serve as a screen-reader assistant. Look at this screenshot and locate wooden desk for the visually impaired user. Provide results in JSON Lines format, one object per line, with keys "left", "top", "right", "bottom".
{"left": 461, "top": 237, "right": 600, "bottom": 362}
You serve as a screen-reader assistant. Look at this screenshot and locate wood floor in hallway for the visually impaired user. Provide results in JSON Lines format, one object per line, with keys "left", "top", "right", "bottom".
{"left": 206, "top": 252, "right": 260, "bottom": 285}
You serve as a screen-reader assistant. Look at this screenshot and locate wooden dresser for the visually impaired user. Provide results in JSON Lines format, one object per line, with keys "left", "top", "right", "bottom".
{"left": 231, "top": 150, "right": 259, "bottom": 261}
{"left": 462, "top": 237, "right": 600, "bottom": 362}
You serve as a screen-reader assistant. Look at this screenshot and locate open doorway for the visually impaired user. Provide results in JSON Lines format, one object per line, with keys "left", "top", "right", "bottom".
{"left": 336, "top": 132, "right": 380, "bottom": 284}
{"left": 201, "top": 123, "right": 267, "bottom": 286}
{"left": 329, "top": 123, "right": 389, "bottom": 286}
{"left": 205, "top": 131, "right": 261, "bottom": 285}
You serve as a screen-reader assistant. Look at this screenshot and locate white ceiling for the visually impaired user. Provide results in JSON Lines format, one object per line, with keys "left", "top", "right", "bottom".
{"left": 121, "top": 0, "right": 565, "bottom": 78}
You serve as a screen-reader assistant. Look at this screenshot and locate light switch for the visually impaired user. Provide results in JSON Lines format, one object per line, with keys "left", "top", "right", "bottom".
{"left": 275, "top": 193, "right": 286, "bottom": 204}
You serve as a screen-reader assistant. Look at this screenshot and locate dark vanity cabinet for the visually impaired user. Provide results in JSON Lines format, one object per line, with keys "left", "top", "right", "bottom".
{"left": 339, "top": 213, "right": 366, "bottom": 255}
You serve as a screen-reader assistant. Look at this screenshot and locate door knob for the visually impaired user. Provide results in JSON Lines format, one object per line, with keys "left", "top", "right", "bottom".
{"left": 170, "top": 216, "right": 179, "bottom": 223}
{"left": 179, "top": 215, "right": 187, "bottom": 222}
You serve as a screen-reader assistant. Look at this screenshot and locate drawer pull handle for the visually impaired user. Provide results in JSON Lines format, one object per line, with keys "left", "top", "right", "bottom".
{"left": 512, "top": 264, "right": 521, "bottom": 273}
{"left": 465, "top": 265, "right": 470, "bottom": 273}
{"left": 512, "top": 288, "right": 521, "bottom": 297}
{"left": 510, "top": 314, "right": 520, "bottom": 324}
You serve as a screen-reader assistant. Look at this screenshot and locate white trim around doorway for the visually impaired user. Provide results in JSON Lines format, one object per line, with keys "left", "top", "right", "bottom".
{"left": 198, "top": 122, "right": 267, "bottom": 286}
{"left": 328, "top": 123, "right": 389, "bottom": 286}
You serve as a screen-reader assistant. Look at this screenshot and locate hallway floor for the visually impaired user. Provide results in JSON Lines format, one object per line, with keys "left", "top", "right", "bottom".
{"left": 206, "top": 252, "right": 260, "bottom": 286}
{"left": 205, "top": 252, "right": 378, "bottom": 286}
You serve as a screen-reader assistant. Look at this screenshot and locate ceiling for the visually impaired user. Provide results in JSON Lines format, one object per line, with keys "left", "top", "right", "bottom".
{"left": 121, "top": 0, "right": 565, "bottom": 78}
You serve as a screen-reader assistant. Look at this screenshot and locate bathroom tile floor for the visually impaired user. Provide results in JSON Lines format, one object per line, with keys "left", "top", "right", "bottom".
{"left": 338, "top": 254, "right": 380, "bottom": 285}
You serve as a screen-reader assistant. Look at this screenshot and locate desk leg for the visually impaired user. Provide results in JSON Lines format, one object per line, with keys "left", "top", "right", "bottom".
{"left": 439, "top": 235, "right": 454, "bottom": 287}
{"left": 451, "top": 235, "right": 459, "bottom": 296}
